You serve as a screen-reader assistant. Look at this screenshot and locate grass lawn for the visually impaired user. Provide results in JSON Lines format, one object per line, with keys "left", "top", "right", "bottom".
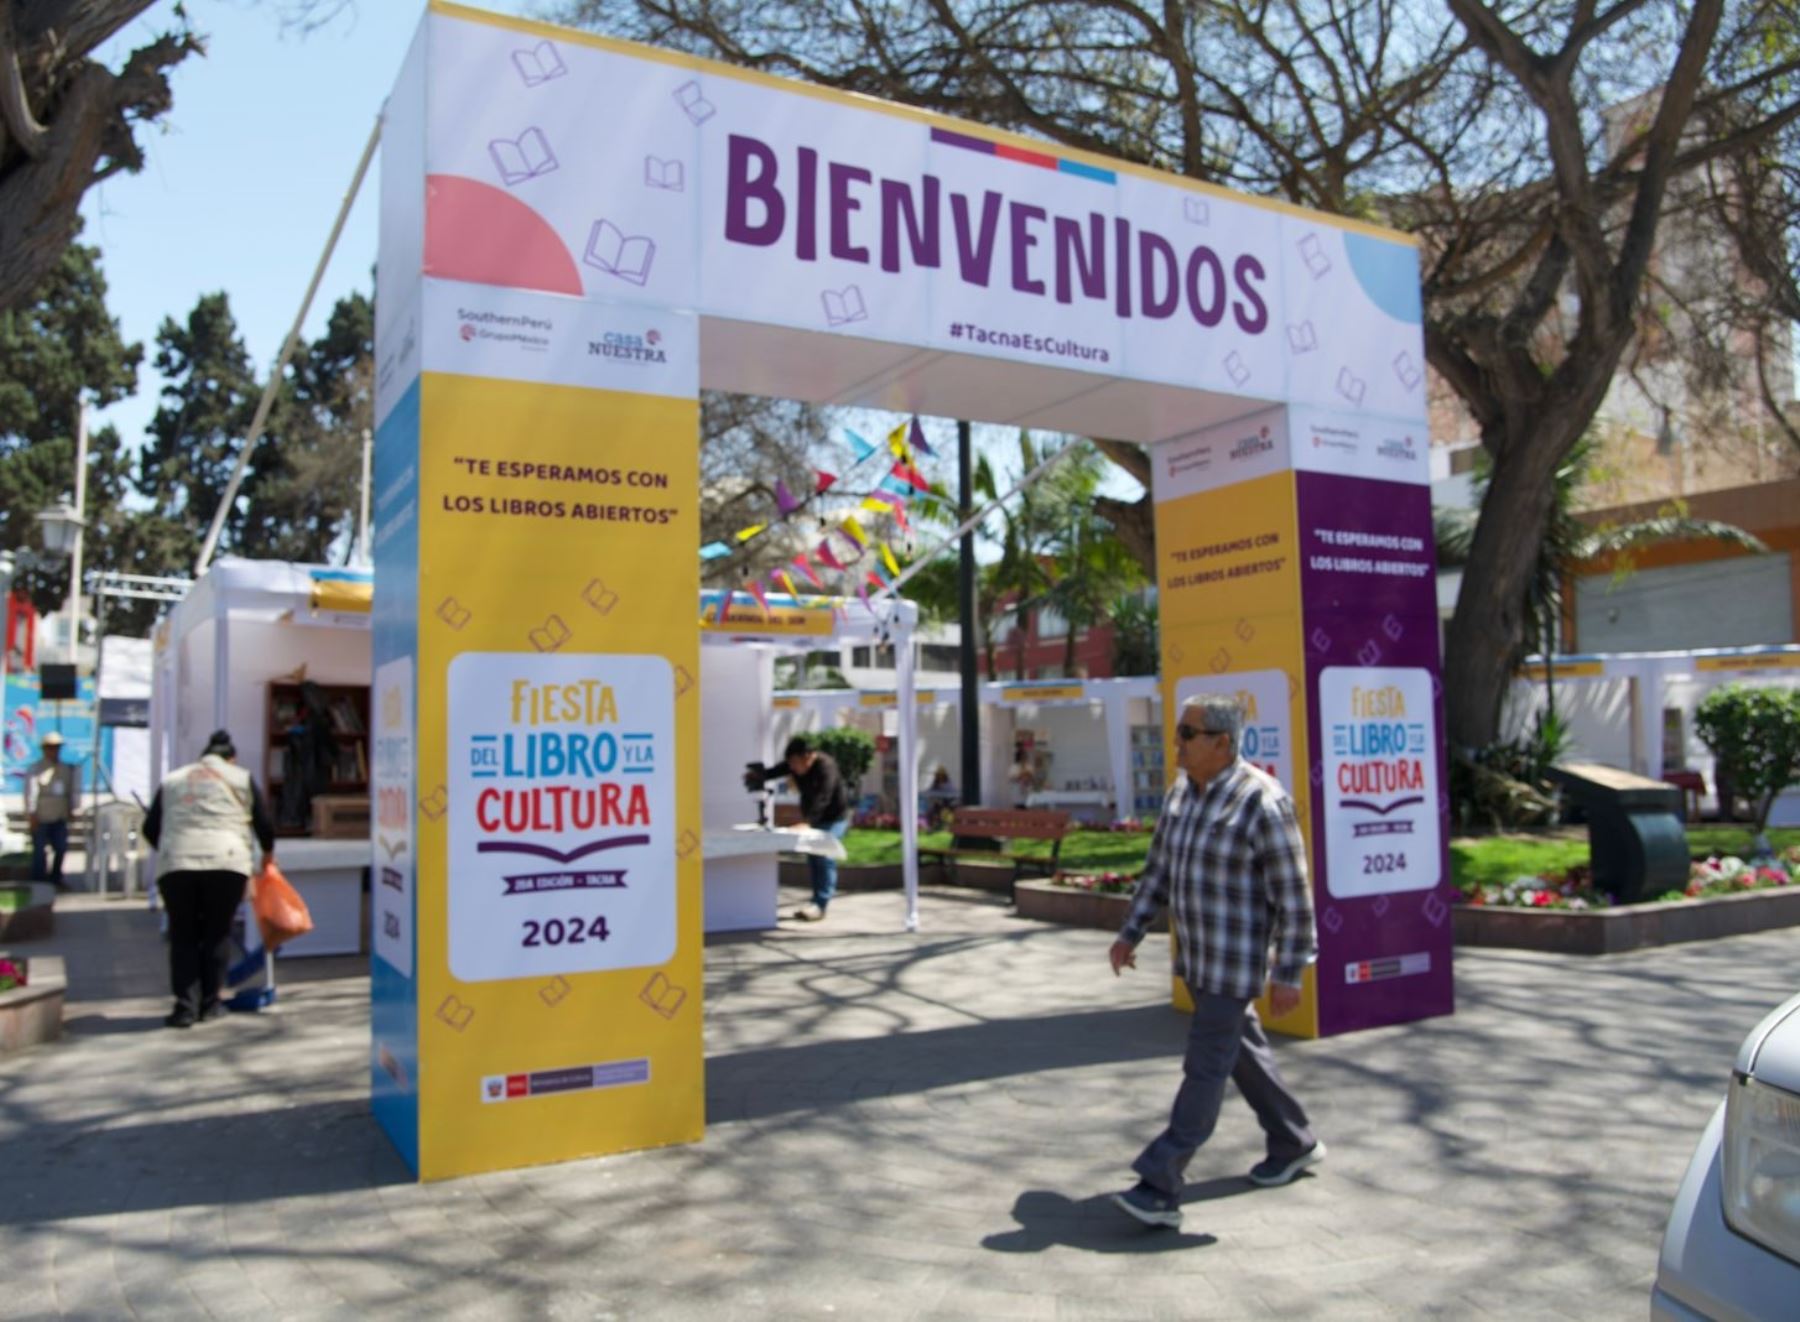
{"left": 849, "top": 824, "right": 1800, "bottom": 891}
{"left": 844, "top": 828, "right": 1153, "bottom": 873}
{"left": 1450, "top": 826, "right": 1800, "bottom": 893}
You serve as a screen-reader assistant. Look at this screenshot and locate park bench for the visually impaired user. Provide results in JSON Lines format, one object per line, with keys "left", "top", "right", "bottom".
{"left": 918, "top": 806, "right": 1072, "bottom": 901}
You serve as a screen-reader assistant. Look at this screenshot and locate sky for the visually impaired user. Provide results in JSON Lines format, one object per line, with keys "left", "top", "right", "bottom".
{"left": 78, "top": 0, "right": 1140, "bottom": 530}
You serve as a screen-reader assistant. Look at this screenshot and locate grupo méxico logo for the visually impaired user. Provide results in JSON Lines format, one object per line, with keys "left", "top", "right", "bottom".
{"left": 460, "top": 323, "right": 477, "bottom": 342}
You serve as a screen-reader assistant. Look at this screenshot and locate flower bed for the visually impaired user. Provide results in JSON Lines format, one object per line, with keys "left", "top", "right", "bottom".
{"left": 1454, "top": 847, "right": 1800, "bottom": 956}
{"left": 1458, "top": 847, "right": 1800, "bottom": 912}
{"left": 0, "top": 954, "right": 65, "bottom": 1053}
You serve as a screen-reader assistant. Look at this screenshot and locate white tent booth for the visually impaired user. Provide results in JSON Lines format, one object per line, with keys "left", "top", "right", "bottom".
{"left": 772, "top": 675, "right": 1164, "bottom": 825}
{"left": 150, "top": 558, "right": 377, "bottom": 956}
{"left": 1506, "top": 644, "right": 1800, "bottom": 824}
{"left": 701, "top": 590, "right": 924, "bottom": 931}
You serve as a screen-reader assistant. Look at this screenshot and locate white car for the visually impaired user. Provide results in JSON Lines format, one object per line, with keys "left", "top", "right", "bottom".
{"left": 1653, "top": 991, "right": 1800, "bottom": 1320}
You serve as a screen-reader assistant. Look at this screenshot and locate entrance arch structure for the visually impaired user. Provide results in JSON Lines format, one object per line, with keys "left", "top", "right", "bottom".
{"left": 373, "top": 0, "right": 1450, "bottom": 1179}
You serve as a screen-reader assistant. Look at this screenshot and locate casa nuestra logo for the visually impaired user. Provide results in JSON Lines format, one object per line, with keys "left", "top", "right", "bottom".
{"left": 588, "top": 329, "right": 668, "bottom": 363}
{"left": 1377, "top": 433, "right": 1418, "bottom": 463}
{"left": 1229, "top": 425, "right": 1274, "bottom": 463}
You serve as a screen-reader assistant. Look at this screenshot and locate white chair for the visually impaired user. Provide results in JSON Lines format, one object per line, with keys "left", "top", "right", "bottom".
{"left": 87, "top": 801, "right": 149, "bottom": 897}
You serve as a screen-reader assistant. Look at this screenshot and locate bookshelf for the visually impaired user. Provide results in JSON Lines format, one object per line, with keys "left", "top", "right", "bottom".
{"left": 266, "top": 682, "right": 370, "bottom": 835}
{"left": 1130, "top": 725, "right": 1167, "bottom": 817}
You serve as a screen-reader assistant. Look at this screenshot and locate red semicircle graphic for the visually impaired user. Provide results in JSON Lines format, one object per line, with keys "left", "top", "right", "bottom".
{"left": 424, "top": 174, "right": 583, "bottom": 296}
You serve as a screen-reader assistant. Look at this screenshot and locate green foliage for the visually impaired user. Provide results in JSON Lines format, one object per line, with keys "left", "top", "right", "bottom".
{"left": 1109, "top": 592, "right": 1158, "bottom": 676}
{"left": 843, "top": 827, "right": 1152, "bottom": 871}
{"left": 809, "top": 726, "right": 876, "bottom": 787}
{"left": 0, "top": 239, "right": 144, "bottom": 613}
{"left": 1696, "top": 685, "right": 1800, "bottom": 835}
{"left": 1448, "top": 713, "right": 1569, "bottom": 833}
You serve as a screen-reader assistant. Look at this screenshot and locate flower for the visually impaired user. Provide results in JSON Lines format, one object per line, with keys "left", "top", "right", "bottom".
{"left": 0, "top": 957, "right": 26, "bottom": 993}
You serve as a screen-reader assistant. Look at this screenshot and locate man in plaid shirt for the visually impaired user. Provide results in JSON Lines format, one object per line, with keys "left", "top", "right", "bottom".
{"left": 1108, "top": 694, "right": 1323, "bottom": 1229}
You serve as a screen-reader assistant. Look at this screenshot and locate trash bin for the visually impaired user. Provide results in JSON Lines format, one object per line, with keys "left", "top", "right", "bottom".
{"left": 1549, "top": 762, "right": 1689, "bottom": 904}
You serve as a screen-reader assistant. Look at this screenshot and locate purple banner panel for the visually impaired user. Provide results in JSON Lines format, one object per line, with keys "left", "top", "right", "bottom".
{"left": 1296, "top": 469, "right": 1453, "bottom": 1037}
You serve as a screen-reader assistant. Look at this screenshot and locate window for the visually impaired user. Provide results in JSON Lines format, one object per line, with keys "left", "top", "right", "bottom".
{"left": 1037, "top": 605, "right": 1069, "bottom": 639}
{"left": 921, "top": 644, "right": 961, "bottom": 671}
{"left": 851, "top": 646, "right": 872, "bottom": 667}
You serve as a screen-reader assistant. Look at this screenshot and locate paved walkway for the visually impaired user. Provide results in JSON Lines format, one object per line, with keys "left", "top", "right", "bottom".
{"left": 3, "top": 886, "right": 1794, "bottom": 1319}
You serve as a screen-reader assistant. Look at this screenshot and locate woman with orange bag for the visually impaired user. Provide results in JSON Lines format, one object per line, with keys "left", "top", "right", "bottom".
{"left": 142, "top": 730, "right": 277, "bottom": 1028}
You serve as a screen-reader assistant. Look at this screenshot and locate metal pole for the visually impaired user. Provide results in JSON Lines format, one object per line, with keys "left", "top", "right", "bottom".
{"left": 88, "top": 585, "right": 107, "bottom": 808}
{"left": 196, "top": 116, "right": 382, "bottom": 575}
{"left": 357, "top": 426, "right": 373, "bottom": 564}
{"left": 957, "top": 420, "right": 980, "bottom": 807}
{"left": 66, "top": 402, "right": 88, "bottom": 661}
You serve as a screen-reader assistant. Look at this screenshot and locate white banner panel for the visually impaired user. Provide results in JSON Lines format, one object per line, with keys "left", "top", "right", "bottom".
{"left": 419, "top": 10, "right": 1425, "bottom": 421}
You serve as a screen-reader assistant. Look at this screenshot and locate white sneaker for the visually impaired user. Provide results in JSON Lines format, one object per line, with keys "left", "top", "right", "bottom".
{"left": 1248, "top": 1141, "right": 1326, "bottom": 1187}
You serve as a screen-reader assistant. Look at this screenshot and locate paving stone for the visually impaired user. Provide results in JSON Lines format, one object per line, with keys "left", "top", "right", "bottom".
{"left": 1, "top": 889, "right": 1793, "bottom": 1319}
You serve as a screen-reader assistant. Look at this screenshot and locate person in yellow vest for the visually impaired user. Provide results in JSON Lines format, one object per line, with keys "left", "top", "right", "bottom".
{"left": 24, "top": 731, "right": 80, "bottom": 884}
{"left": 142, "top": 730, "right": 277, "bottom": 1028}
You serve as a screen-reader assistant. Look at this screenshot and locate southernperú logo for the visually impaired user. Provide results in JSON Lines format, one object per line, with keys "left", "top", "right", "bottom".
{"left": 588, "top": 330, "right": 667, "bottom": 363}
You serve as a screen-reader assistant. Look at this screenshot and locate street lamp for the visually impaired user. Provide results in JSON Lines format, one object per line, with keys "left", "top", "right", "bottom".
{"left": 34, "top": 499, "right": 84, "bottom": 555}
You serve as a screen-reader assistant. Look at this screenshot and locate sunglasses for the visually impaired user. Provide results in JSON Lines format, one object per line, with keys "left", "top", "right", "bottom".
{"left": 1176, "top": 724, "right": 1224, "bottom": 742}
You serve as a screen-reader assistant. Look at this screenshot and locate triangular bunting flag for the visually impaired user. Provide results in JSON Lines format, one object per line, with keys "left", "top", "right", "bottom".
{"left": 816, "top": 539, "right": 846, "bottom": 572}
{"left": 856, "top": 582, "right": 876, "bottom": 615}
{"left": 747, "top": 581, "right": 770, "bottom": 616}
{"left": 892, "top": 460, "right": 930, "bottom": 491}
{"left": 774, "top": 479, "right": 801, "bottom": 515}
{"left": 909, "top": 417, "right": 935, "bottom": 457}
{"left": 815, "top": 469, "right": 838, "bottom": 494}
{"left": 886, "top": 421, "right": 910, "bottom": 460}
{"left": 879, "top": 475, "right": 914, "bottom": 498}
{"left": 840, "top": 515, "right": 868, "bottom": 546}
{"left": 778, "top": 570, "right": 800, "bottom": 599}
{"left": 699, "top": 541, "right": 731, "bottom": 560}
{"left": 735, "top": 523, "right": 766, "bottom": 543}
{"left": 860, "top": 496, "right": 893, "bottom": 517}
{"left": 846, "top": 429, "right": 877, "bottom": 461}
{"left": 880, "top": 542, "right": 901, "bottom": 577}
{"left": 794, "top": 554, "right": 823, "bottom": 588}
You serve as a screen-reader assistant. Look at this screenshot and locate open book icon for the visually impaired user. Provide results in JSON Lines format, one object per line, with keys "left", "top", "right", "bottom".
{"left": 1298, "top": 233, "right": 1332, "bottom": 278}
{"left": 1335, "top": 366, "right": 1368, "bottom": 406}
{"left": 1182, "top": 197, "right": 1210, "bottom": 225}
{"left": 1223, "top": 351, "right": 1250, "bottom": 386}
{"left": 1286, "top": 321, "right": 1319, "bottom": 353}
{"left": 582, "top": 578, "right": 620, "bottom": 615}
{"left": 644, "top": 156, "right": 685, "bottom": 191}
{"left": 1392, "top": 351, "right": 1423, "bottom": 390}
{"left": 512, "top": 39, "right": 568, "bottom": 87}
{"left": 640, "top": 972, "right": 687, "bottom": 1020}
{"left": 821, "top": 285, "right": 868, "bottom": 327}
{"left": 672, "top": 80, "right": 715, "bottom": 124}
{"left": 529, "top": 614, "right": 572, "bottom": 653}
{"left": 489, "top": 128, "right": 558, "bottom": 186}
{"left": 584, "top": 220, "right": 655, "bottom": 286}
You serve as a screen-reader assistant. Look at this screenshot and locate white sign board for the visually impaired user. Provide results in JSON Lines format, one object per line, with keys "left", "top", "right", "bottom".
{"left": 1318, "top": 666, "right": 1440, "bottom": 897}
{"left": 448, "top": 651, "right": 677, "bottom": 981}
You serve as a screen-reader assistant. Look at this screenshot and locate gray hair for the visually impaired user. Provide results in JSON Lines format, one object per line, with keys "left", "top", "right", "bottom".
{"left": 1180, "top": 695, "right": 1243, "bottom": 754}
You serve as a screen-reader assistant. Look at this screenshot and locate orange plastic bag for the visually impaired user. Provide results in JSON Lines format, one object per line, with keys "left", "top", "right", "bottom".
{"left": 252, "top": 858, "right": 313, "bottom": 951}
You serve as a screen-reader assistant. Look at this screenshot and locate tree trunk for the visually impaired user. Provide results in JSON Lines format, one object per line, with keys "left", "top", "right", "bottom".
{"left": 1095, "top": 492, "right": 1154, "bottom": 577}
{"left": 0, "top": 17, "right": 193, "bottom": 313}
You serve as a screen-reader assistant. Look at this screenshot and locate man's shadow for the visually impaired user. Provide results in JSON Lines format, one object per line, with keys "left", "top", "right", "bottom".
{"left": 981, "top": 1177, "right": 1254, "bottom": 1254}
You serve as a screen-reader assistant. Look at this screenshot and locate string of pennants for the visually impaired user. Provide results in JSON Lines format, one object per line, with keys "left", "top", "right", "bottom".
{"left": 698, "top": 417, "right": 941, "bottom": 618}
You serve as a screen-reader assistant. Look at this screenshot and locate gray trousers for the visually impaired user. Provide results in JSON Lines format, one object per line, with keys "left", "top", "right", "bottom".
{"left": 1132, "top": 985, "right": 1316, "bottom": 1197}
